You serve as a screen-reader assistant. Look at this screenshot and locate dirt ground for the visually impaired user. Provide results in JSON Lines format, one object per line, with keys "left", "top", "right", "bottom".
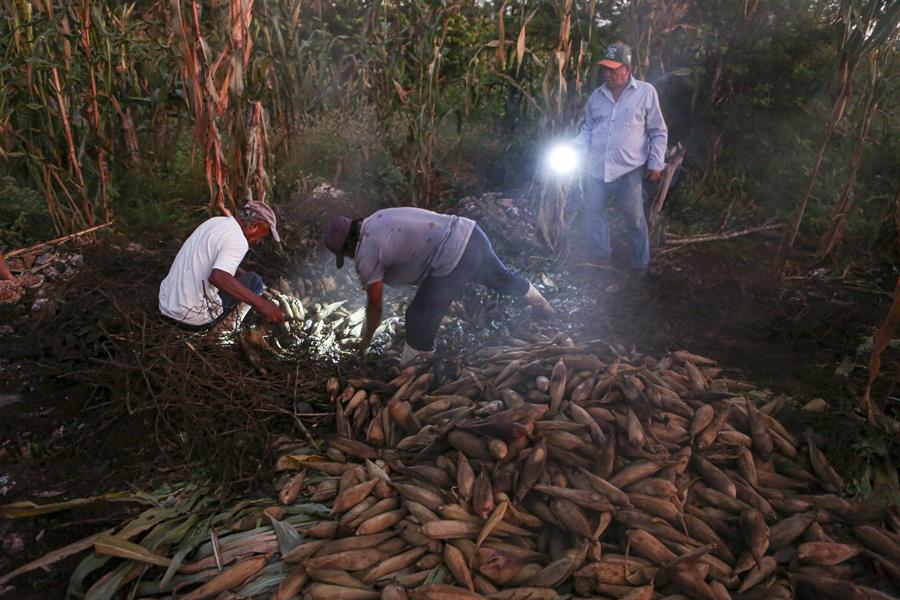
{"left": 0, "top": 197, "right": 897, "bottom": 597}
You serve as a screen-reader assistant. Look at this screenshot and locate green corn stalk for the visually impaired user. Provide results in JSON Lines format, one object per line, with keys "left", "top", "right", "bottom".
{"left": 782, "top": 0, "right": 900, "bottom": 260}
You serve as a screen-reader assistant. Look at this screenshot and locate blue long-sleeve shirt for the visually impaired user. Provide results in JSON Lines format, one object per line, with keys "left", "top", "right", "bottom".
{"left": 573, "top": 76, "right": 668, "bottom": 182}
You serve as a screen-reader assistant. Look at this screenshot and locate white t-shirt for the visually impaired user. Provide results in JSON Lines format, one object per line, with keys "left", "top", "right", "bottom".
{"left": 159, "top": 216, "right": 249, "bottom": 326}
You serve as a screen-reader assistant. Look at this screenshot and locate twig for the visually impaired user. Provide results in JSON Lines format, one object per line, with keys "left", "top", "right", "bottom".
{"left": 291, "top": 410, "right": 320, "bottom": 451}
{"left": 211, "top": 528, "right": 223, "bottom": 572}
{"left": 665, "top": 222, "right": 783, "bottom": 246}
{"left": 291, "top": 366, "right": 321, "bottom": 451}
{"left": 3, "top": 221, "right": 113, "bottom": 259}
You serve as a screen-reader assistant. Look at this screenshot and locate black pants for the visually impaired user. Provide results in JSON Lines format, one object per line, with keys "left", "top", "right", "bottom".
{"left": 405, "top": 225, "right": 529, "bottom": 350}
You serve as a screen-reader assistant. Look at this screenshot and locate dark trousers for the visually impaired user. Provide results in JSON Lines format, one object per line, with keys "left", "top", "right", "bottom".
{"left": 406, "top": 225, "right": 529, "bottom": 351}
{"left": 163, "top": 271, "right": 265, "bottom": 332}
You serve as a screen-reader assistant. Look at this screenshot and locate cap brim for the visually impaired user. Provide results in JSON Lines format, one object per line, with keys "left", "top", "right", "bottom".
{"left": 335, "top": 254, "right": 344, "bottom": 269}
{"left": 598, "top": 59, "right": 624, "bottom": 69}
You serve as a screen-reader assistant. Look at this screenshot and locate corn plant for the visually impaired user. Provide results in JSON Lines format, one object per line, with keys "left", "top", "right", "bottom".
{"left": 0, "top": 1, "right": 180, "bottom": 235}
{"left": 817, "top": 48, "right": 895, "bottom": 260}
{"left": 783, "top": 0, "right": 900, "bottom": 257}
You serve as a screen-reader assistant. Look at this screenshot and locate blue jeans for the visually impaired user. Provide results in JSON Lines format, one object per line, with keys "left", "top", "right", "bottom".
{"left": 584, "top": 169, "right": 651, "bottom": 269}
{"left": 162, "top": 271, "right": 266, "bottom": 331}
{"left": 220, "top": 271, "right": 265, "bottom": 313}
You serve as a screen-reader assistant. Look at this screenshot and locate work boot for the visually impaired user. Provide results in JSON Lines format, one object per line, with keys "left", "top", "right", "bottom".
{"left": 523, "top": 283, "right": 556, "bottom": 318}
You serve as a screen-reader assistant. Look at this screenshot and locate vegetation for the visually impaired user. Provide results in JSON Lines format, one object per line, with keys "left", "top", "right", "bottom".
{"left": 0, "top": 0, "right": 897, "bottom": 261}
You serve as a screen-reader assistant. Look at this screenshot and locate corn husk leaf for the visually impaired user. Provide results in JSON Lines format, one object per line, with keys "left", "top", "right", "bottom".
{"left": 93, "top": 533, "right": 172, "bottom": 567}
{"left": 270, "top": 515, "right": 305, "bottom": 555}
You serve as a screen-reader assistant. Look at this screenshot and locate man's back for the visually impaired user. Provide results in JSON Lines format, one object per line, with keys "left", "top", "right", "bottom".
{"left": 354, "top": 207, "right": 475, "bottom": 287}
{"left": 159, "top": 216, "right": 248, "bottom": 325}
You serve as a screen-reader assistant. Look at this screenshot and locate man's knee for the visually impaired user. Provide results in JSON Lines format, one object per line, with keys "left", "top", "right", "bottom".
{"left": 237, "top": 271, "right": 265, "bottom": 294}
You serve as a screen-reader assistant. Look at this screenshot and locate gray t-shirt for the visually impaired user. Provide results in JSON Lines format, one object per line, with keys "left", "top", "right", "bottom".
{"left": 354, "top": 208, "right": 476, "bottom": 287}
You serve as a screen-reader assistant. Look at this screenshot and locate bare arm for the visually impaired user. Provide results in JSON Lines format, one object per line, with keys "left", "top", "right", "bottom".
{"left": 359, "top": 280, "right": 384, "bottom": 354}
{"left": 208, "top": 268, "right": 284, "bottom": 323}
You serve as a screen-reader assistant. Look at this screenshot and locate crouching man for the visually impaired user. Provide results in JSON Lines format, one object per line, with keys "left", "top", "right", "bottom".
{"left": 323, "top": 207, "right": 554, "bottom": 362}
{"left": 159, "top": 201, "right": 285, "bottom": 331}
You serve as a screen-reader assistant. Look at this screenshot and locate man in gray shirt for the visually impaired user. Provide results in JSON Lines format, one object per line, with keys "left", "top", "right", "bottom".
{"left": 324, "top": 207, "right": 554, "bottom": 361}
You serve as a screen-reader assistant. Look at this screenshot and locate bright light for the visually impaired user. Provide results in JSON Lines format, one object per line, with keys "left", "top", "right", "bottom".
{"left": 546, "top": 143, "right": 580, "bottom": 176}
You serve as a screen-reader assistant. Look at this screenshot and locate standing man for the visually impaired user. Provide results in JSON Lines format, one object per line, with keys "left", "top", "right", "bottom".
{"left": 573, "top": 43, "right": 668, "bottom": 274}
{"left": 159, "top": 201, "right": 285, "bottom": 331}
{"left": 323, "top": 207, "right": 554, "bottom": 362}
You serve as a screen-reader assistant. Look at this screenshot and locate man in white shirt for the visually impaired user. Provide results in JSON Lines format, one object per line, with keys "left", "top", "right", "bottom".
{"left": 158, "top": 201, "right": 285, "bottom": 331}
{"left": 573, "top": 43, "right": 668, "bottom": 273}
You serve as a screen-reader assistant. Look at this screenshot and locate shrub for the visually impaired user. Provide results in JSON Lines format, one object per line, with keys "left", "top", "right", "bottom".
{"left": 0, "top": 177, "right": 55, "bottom": 249}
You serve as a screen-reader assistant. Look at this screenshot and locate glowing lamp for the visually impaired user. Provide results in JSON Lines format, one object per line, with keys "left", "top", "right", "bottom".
{"left": 545, "top": 143, "right": 580, "bottom": 176}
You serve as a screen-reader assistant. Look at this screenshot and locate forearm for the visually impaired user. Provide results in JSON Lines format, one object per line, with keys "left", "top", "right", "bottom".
{"left": 647, "top": 132, "right": 668, "bottom": 171}
{"left": 572, "top": 128, "right": 591, "bottom": 150}
{"left": 572, "top": 97, "right": 594, "bottom": 149}
{"left": 209, "top": 269, "right": 265, "bottom": 309}
{"left": 360, "top": 303, "right": 382, "bottom": 347}
{"left": 572, "top": 116, "right": 593, "bottom": 149}
{"left": 646, "top": 101, "right": 668, "bottom": 171}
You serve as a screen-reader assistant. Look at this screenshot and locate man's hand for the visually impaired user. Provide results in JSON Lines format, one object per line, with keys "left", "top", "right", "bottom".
{"left": 647, "top": 169, "right": 662, "bottom": 183}
{"left": 258, "top": 298, "right": 285, "bottom": 323}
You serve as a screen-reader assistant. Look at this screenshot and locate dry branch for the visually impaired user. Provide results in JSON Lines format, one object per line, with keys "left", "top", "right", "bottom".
{"left": 649, "top": 143, "right": 685, "bottom": 238}
{"left": 665, "top": 222, "right": 783, "bottom": 246}
{"left": 2, "top": 222, "right": 113, "bottom": 260}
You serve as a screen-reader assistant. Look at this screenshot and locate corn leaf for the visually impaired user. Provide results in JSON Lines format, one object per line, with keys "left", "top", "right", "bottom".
{"left": 234, "top": 561, "right": 290, "bottom": 596}
{"left": 0, "top": 528, "right": 111, "bottom": 588}
{"left": 269, "top": 515, "right": 304, "bottom": 555}
{"left": 85, "top": 561, "right": 139, "bottom": 600}
{"left": 0, "top": 492, "right": 138, "bottom": 519}
{"left": 93, "top": 533, "right": 172, "bottom": 567}
{"left": 68, "top": 553, "right": 114, "bottom": 598}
